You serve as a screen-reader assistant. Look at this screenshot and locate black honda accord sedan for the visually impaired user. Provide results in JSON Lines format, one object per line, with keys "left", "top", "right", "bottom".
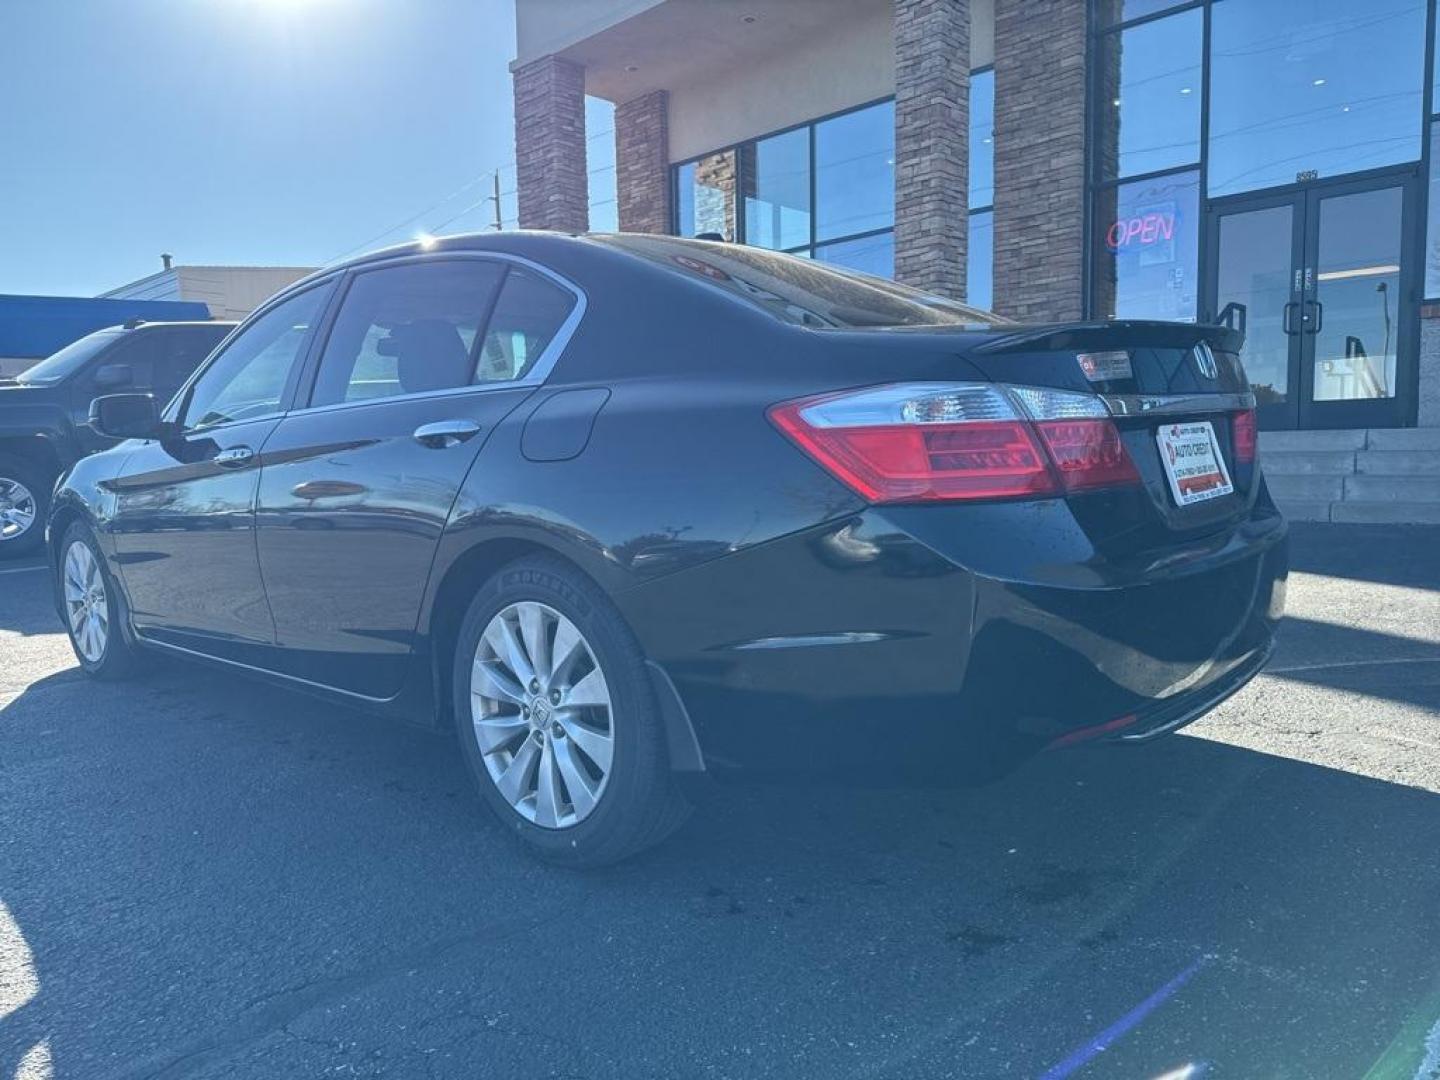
{"left": 48, "top": 232, "right": 1287, "bottom": 865}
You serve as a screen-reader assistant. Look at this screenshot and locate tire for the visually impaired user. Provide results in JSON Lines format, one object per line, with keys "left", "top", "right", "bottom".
{"left": 0, "top": 454, "right": 50, "bottom": 559}
{"left": 59, "top": 523, "right": 142, "bottom": 680}
{"left": 453, "top": 555, "right": 691, "bottom": 867}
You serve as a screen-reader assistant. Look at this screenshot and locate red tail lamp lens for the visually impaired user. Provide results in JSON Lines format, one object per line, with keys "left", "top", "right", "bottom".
{"left": 1034, "top": 419, "right": 1141, "bottom": 492}
{"left": 767, "top": 411, "right": 1056, "bottom": 502}
{"left": 1233, "top": 408, "right": 1257, "bottom": 464}
{"left": 769, "top": 383, "right": 1141, "bottom": 505}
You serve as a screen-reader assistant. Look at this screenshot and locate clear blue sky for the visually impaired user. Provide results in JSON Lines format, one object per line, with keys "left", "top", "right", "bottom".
{"left": 0, "top": 0, "right": 568, "bottom": 297}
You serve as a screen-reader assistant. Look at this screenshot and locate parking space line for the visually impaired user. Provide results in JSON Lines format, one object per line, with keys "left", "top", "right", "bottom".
{"left": 1267, "top": 657, "right": 1440, "bottom": 675}
{"left": 1038, "top": 956, "right": 1209, "bottom": 1080}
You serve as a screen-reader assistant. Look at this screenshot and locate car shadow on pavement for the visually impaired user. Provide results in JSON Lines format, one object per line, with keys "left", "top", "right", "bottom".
{"left": 1287, "top": 522, "right": 1440, "bottom": 590}
{"left": 3, "top": 655, "right": 1440, "bottom": 1079}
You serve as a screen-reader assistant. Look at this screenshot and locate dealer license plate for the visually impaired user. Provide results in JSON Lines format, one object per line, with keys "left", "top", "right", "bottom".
{"left": 1156, "top": 421, "right": 1234, "bottom": 506}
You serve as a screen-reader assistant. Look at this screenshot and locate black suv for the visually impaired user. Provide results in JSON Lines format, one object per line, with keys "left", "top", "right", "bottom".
{"left": 0, "top": 319, "right": 234, "bottom": 556}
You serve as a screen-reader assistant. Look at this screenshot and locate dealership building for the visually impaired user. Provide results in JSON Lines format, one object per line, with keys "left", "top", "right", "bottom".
{"left": 510, "top": 0, "right": 1440, "bottom": 521}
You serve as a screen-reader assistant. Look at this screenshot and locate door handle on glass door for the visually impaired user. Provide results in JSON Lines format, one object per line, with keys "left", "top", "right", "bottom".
{"left": 413, "top": 420, "right": 482, "bottom": 449}
{"left": 214, "top": 446, "right": 254, "bottom": 468}
{"left": 1304, "top": 300, "right": 1323, "bottom": 334}
{"left": 1282, "top": 302, "right": 1300, "bottom": 335}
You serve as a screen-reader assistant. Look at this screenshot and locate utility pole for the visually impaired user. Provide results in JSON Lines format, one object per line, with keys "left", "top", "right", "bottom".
{"left": 489, "top": 170, "right": 503, "bottom": 231}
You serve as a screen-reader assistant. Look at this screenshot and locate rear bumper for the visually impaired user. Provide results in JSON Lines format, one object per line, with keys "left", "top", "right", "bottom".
{"left": 617, "top": 498, "right": 1287, "bottom": 781}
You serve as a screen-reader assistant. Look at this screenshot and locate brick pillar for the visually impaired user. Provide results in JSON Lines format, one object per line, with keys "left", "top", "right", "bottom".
{"left": 993, "top": 0, "right": 1087, "bottom": 322}
{"left": 615, "top": 90, "right": 672, "bottom": 234}
{"left": 513, "top": 56, "right": 588, "bottom": 232}
{"left": 894, "top": 0, "right": 970, "bottom": 299}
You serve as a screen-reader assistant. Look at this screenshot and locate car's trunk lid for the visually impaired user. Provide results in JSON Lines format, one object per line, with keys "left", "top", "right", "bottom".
{"left": 963, "top": 321, "right": 1260, "bottom": 555}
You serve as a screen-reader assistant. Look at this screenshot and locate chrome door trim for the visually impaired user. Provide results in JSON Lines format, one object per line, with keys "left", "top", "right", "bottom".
{"left": 1100, "top": 391, "right": 1256, "bottom": 418}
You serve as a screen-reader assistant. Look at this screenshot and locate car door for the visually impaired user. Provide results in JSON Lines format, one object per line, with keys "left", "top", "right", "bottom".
{"left": 253, "top": 255, "right": 580, "bottom": 698}
{"left": 109, "top": 281, "right": 336, "bottom": 662}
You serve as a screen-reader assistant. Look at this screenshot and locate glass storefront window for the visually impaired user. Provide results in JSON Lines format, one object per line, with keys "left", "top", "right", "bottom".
{"left": 814, "top": 232, "right": 895, "bottom": 278}
{"left": 1429, "top": 121, "right": 1440, "bottom": 299}
{"left": 1094, "top": 0, "right": 1193, "bottom": 28}
{"left": 970, "top": 70, "right": 995, "bottom": 209}
{"left": 1092, "top": 169, "right": 1200, "bottom": 321}
{"left": 1208, "top": 0, "right": 1428, "bottom": 197}
{"left": 815, "top": 101, "right": 895, "bottom": 242}
{"left": 967, "top": 211, "right": 994, "bottom": 311}
{"left": 676, "top": 151, "right": 738, "bottom": 241}
{"left": 741, "top": 128, "right": 811, "bottom": 251}
{"left": 1094, "top": 8, "right": 1202, "bottom": 183}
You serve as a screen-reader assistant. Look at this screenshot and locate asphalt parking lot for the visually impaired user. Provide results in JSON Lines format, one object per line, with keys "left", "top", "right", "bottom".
{"left": 3, "top": 524, "right": 1439, "bottom": 1080}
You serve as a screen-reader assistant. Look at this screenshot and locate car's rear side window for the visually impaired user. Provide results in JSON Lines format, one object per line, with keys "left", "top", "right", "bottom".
{"left": 309, "top": 260, "right": 508, "bottom": 407}
{"left": 474, "top": 267, "right": 574, "bottom": 383}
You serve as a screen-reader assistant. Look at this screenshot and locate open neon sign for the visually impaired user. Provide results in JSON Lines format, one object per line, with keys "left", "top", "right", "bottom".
{"left": 1105, "top": 211, "right": 1176, "bottom": 252}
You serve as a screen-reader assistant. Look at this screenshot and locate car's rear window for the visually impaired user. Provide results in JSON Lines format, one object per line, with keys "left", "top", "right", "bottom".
{"left": 592, "top": 235, "right": 1007, "bottom": 331}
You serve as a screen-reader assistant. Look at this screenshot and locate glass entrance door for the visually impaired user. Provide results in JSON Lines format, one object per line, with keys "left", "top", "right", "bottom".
{"left": 1205, "top": 175, "right": 1420, "bottom": 430}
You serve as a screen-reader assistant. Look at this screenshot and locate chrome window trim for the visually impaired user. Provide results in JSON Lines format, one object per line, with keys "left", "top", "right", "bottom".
{"left": 1100, "top": 391, "right": 1256, "bottom": 418}
{"left": 285, "top": 250, "right": 587, "bottom": 417}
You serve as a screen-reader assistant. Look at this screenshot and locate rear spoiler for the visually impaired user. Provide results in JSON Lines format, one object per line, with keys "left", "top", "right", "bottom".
{"left": 972, "top": 320, "right": 1244, "bottom": 356}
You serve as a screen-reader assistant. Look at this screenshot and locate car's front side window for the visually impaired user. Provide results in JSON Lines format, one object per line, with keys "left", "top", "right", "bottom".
{"left": 308, "top": 260, "right": 508, "bottom": 408}
{"left": 180, "top": 284, "right": 332, "bottom": 431}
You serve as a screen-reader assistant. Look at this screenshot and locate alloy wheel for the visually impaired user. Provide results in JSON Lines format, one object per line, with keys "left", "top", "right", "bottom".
{"left": 63, "top": 540, "right": 108, "bottom": 663}
{"left": 471, "top": 601, "right": 615, "bottom": 829}
{"left": 0, "top": 477, "right": 37, "bottom": 541}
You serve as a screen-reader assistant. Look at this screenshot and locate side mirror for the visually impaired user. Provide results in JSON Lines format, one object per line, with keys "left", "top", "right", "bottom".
{"left": 90, "top": 393, "right": 163, "bottom": 440}
{"left": 92, "top": 363, "right": 134, "bottom": 389}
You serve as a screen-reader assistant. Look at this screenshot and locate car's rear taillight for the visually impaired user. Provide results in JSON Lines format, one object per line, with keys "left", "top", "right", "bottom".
{"left": 1233, "top": 408, "right": 1257, "bottom": 464}
{"left": 768, "top": 382, "right": 1139, "bottom": 504}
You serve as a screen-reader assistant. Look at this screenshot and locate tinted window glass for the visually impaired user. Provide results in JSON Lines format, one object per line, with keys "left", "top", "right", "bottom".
{"left": 1208, "top": 0, "right": 1427, "bottom": 197}
{"left": 596, "top": 235, "right": 1004, "bottom": 329}
{"left": 742, "top": 128, "right": 811, "bottom": 251}
{"left": 132, "top": 326, "right": 230, "bottom": 404}
{"left": 310, "top": 260, "right": 506, "bottom": 407}
{"left": 814, "top": 101, "right": 895, "bottom": 242}
{"left": 970, "top": 70, "right": 995, "bottom": 209}
{"left": 1092, "top": 169, "right": 1200, "bottom": 320}
{"left": 15, "top": 330, "right": 120, "bottom": 385}
{"left": 476, "top": 268, "right": 575, "bottom": 382}
{"left": 967, "top": 210, "right": 994, "bottom": 312}
{"left": 814, "top": 232, "right": 894, "bottom": 278}
{"left": 182, "top": 285, "right": 332, "bottom": 429}
{"left": 676, "top": 151, "right": 737, "bottom": 241}
{"left": 1095, "top": 9, "right": 1202, "bottom": 183}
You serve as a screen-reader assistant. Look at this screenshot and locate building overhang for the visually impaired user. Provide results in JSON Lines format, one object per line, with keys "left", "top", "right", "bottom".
{"left": 515, "top": 0, "right": 893, "bottom": 104}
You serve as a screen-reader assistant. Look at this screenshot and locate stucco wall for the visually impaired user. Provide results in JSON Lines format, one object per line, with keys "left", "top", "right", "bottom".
{"left": 666, "top": 6, "right": 895, "bottom": 162}
{"left": 1421, "top": 309, "right": 1440, "bottom": 427}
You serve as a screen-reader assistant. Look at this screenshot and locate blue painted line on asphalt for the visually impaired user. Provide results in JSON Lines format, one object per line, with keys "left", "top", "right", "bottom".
{"left": 1038, "top": 955, "right": 1209, "bottom": 1080}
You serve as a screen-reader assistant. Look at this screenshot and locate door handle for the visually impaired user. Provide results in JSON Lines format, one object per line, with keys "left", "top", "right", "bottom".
{"left": 1282, "top": 301, "right": 1301, "bottom": 336}
{"left": 1305, "top": 300, "right": 1323, "bottom": 334}
{"left": 413, "top": 419, "right": 482, "bottom": 449}
{"left": 213, "top": 446, "right": 254, "bottom": 468}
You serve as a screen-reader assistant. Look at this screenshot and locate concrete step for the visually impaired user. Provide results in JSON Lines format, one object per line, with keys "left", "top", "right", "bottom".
{"left": 1273, "top": 498, "right": 1332, "bottom": 522}
{"left": 1329, "top": 501, "right": 1440, "bottom": 524}
{"left": 1263, "top": 450, "right": 1355, "bottom": 476}
{"left": 1355, "top": 450, "right": 1440, "bottom": 475}
{"left": 1267, "top": 474, "right": 1344, "bottom": 501}
{"left": 1366, "top": 428, "right": 1440, "bottom": 451}
{"left": 1258, "top": 429, "right": 1367, "bottom": 452}
{"left": 1343, "top": 475, "right": 1440, "bottom": 502}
